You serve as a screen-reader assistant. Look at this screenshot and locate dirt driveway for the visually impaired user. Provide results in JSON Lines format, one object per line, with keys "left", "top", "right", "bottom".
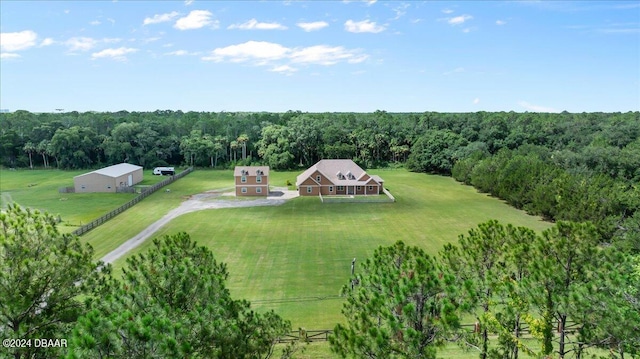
{"left": 100, "top": 188, "right": 298, "bottom": 264}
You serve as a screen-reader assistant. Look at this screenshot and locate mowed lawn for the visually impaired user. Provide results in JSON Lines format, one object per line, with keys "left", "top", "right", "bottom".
{"left": 107, "top": 168, "right": 552, "bottom": 330}
{"left": 0, "top": 168, "right": 167, "bottom": 233}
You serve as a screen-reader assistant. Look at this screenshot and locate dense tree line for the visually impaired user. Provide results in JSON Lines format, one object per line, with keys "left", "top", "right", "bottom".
{"left": 1, "top": 110, "right": 636, "bottom": 174}
{"left": 2, "top": 109, "right": 637, "bottom": 251}
{"left": 332, "top": 222, "right": 640, "bottom": 359}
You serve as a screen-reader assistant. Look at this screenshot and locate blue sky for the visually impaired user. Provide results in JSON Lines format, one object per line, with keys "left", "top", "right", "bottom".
{"left": 1, "top": 0, "right": 638, "bottom": 113}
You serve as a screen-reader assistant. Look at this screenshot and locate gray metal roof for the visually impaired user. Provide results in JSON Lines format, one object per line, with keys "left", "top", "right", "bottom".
{"left": 75, "top": 163, "right": 142, "bottom": 179}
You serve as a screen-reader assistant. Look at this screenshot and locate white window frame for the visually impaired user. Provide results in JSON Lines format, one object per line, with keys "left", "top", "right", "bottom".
{"left": 337, "top": 185, "right": 344, "bottom": 191}
{"left": 241, "top": 176, "right": 247, "bottom": 183}
{"left": 241, "top": 187, "right": 247, "bottom": 193}
{"left": 256, "top": 187, "right": 262, "bottom": 194}
{"left": 256, "top": 175, "right": 262, "bottom": 183}
{"left": 307, "top": 186, "right": 313, "bottom": 193}
{"left": 357, "top": 186, "right": 361, "bottom": 191}
{"left": 316, "top": 175, "right": 321, "bottom": 182}
{"left": 329, "top": 186, "right": 334, "bottom": 192}
{"left": 368, "top": 185, "right": 374, "bottom": 191}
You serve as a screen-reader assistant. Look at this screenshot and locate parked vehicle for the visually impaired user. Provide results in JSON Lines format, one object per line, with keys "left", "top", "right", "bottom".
{"left": 153, "top": 167, "right": 175, "bottom": 175}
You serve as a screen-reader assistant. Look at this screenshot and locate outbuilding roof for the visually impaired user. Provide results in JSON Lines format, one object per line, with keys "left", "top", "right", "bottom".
{"left": 75, "top": 163, "right": 143, "bottom": 179}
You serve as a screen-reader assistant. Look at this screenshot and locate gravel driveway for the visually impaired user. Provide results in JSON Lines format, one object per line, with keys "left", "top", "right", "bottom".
{"left": 100, "top": 188, "right": 298, "bottom": 264}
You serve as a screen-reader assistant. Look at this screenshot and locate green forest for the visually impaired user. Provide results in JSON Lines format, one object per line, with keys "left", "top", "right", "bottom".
{"left": 1, "top": 110, "right": 639, "bottom": 358}
{"left": 1, "top": 110, "right": 638, "bottom": 250}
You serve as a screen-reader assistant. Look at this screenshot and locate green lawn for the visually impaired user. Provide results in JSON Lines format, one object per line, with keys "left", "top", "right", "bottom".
{"left": 0, "top": 168, "right": 170, "bottom": 233}
{"left": 103, "top": 169, "right": 551, "bottom": 330}
{"left": 4, "top": 167, "right": 598, "bottom": 358}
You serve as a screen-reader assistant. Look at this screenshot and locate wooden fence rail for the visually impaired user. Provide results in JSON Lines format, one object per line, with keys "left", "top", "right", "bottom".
{"left": 275, "top": 321, "right": 574, "bottom": 343}
{"left": 72, "top": 167, "right": 193, "bottom": 236}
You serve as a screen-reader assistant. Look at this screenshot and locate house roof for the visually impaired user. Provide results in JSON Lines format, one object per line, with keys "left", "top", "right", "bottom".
{"left": 296, "top": 159, "right": 383, "bottom": 187}
{"left": 234, "top": 166, "right": 270, "bottom": 176}
{"left": 75, "top": 163, "right": 142, "bottom": 179}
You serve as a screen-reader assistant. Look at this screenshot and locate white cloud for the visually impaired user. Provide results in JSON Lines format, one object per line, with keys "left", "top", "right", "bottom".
{"left": 203, "top": 41, "right": 290, "bottom": 63}
{"left": 366, "top": 0, "right": 377, "bottom": 5}
{"left": 174, "top": 10, "right": 216, "bottom": 30}
{"left": 290, "top": 45, "right": 367, "bottom": 65}
{"left": 144, "top": 11, "right": 180, "bottom": 25}
{"left": 518, "top": 101, "right": 560, "bottom": 113}
{"left": 65, "top": 37, "right": 98, "bottom": 52}
{"left": 40, "top": 38, "right": 55, "bottom": 47}
{"left": 390, "top": 3, "right": 410, "bottom": 20}
{"left": 0, "top": 30, "right": 38, "bottom": 52}
{"left": 297, "top": 21, "right": 329, "bottom": 32}
{"left": 142, "top": 37, "right": 162, "bottom": 44}
{"left": 344, "top": 19, "right": 385, "bottom": 33}
{"left": 496, "top": 20, "right": 507, "bottom": 25}
{"left": 90, "top": 20, "right": 101, "bottom": 26}
{"left": 166, "top": 50, "right": 189, "bottom": 56}
{"left": 473, "top": 98, "right": 480, "bottom": 104}
{"left": 165, "top": 49, "right": 199, "bottom": 56}
{"left": 1, "top": 52, "right": 21, "bottom": 59}
{"left": 91, "top": 47, "right": 138, "bottom": 61}
{"left": 64, "top": 37, "right": 122, "bottom": 52}
{"left": 185, "top": 0, "right": 194, "bottom": 5}
{"left": 448, "top": 15, "right": 472, "bottom": 25}
{"left": 270, "top": 65, "right": 298, "bottom": 74}
{"left": 228, "top": 19, "right": 288, "bottom": 30}
{"left": 442, "top": 9, "right": 454, "bottom": 14}
{"left": 203, "top": 41, "right": 368, "bottom": 70}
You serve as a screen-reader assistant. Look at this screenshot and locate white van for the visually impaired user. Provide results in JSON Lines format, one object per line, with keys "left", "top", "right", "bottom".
{"left": 153, "top": 167, "right": 175, "bottom": 175}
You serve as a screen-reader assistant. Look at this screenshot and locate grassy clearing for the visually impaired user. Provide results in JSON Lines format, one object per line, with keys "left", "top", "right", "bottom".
{"left": 106, "top": 169, "right": 551, "bottom": 330}
{"left": 81, "top": 169, "right": 233, "bottom": 258}
{"left": 0, "top": 168, "right": 154, "bottom": 232}
{"left": 5, "top": 168, "right": 585, "bottom": 358}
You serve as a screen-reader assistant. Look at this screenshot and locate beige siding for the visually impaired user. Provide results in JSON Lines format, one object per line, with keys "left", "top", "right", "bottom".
{"left": 74, "top": 173, "right": 116, "bottom": 193}
{"left": 74, "top": 168, "right": 143, "bottom": 193}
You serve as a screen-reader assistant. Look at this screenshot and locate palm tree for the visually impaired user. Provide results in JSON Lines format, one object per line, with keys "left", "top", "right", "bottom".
{"left": 37, "top": 140, "right": 50, "bottom": 168}
{"left": 237, "top": 134, "right": 249, "bottom": 160}
{"left": 23, "top": 142, "right": 36, "bottom": 169}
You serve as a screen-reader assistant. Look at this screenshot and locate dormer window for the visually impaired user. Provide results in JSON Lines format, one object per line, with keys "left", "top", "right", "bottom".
{"left": 256, "top": 169, "right": 263, "bottom": 175}
{"left": 346, "top": 171, "right": 354, "bottom": 180}
{"left": 336, "top": 171, "right": 345, "bottom": 180}
{"left": 241, "top": 169, "right": 248, "bottom": 176}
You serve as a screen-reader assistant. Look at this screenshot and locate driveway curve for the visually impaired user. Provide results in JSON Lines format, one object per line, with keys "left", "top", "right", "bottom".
{"left": 100, "top": 188, "right": 298, "bottom": 264}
